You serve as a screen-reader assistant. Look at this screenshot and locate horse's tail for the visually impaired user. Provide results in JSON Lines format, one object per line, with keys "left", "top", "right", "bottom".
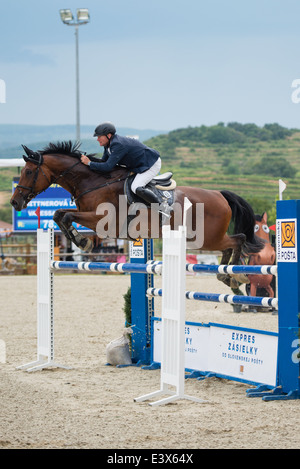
{"left": 220, "top": 190, "right": 264, "bottom": 254}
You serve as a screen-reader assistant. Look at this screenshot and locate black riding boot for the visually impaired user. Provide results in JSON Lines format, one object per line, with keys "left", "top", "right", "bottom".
{"left": 135, "top": 186, "right": 160, "bottom": 205}
{"left": 135, "top": 186, "right": 171, "bottom": 224}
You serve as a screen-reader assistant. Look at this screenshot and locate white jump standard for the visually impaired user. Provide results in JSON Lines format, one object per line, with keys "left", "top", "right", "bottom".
{"left": 17, "top": 229, "right": 71, "bottom": 372}
{"left": 135, "top": 226, "right": 207, "bottom": 406}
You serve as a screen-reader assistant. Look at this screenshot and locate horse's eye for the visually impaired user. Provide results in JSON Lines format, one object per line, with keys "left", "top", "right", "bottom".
{"left": 254, "top": 224, "right": 259, "bottom": 232}
{"left": 25, "top": 169, "right": 33, "bottom": 176}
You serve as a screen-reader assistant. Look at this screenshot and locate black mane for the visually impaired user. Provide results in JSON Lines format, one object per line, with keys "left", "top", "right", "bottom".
{"left": 41, "top": 141, "right": 82, "bottom": 158}
{"left": 41, "top": 140, "right": 100, "bottom": 162}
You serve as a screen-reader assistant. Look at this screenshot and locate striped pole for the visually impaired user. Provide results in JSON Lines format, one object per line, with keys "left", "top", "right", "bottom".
{"left": 50, "top": 260, "right": 277, "bottom": 276}
{"left": 186, "top": 264, "right": 277, "bottom": 275}
{"left": 147, "top": 287, "right": 278, "bottom": 310}
{"left": 50, "top": 260, "right": 162, "bottom": 275}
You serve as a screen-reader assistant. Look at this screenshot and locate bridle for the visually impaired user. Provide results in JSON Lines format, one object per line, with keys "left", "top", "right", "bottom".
{"left": 16, "top": 152, "right": 50, "bottom": 206}
{"left": 16, "top": 151, "right": 81, "bottom": 206}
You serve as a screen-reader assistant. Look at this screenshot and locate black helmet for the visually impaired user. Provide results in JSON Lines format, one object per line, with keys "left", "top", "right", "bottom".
{"left": 93, "top": 122, "right": 116, "bottom": 137}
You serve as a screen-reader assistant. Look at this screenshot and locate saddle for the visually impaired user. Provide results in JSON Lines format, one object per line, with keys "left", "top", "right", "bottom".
{"left": 124, "top": 172, "right": 176, "bottom": 207}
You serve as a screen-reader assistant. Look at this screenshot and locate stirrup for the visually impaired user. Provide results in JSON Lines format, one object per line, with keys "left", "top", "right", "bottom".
{"left": 158, "top": 202, "right": 172, "bottom": 221}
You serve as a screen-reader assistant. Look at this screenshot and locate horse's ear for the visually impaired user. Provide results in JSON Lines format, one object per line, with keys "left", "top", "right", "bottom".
{"left": 262, "top": 212, "right": 267, "bottom": 223}
{"left": 21, "top": 144, "right": 41, "bottom": 164}
{"left": 22, "top": 144, "right": 33, "bottom": 157}
{"left": 22, "top": 145, "right": 32, "bottom": 163}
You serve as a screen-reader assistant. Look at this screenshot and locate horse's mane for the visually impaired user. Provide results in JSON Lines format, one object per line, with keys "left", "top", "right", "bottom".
{"left": 41, "top": 140, "right": 100, "bottom": 162}
{"left": 41, "top": 140, "right": 81, "bottom": 157}
{"left": 39, "top": 140, "right": 128, "bottom": 180}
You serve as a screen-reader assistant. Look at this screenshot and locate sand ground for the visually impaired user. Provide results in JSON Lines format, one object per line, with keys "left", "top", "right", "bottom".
{"left": 0, "top": 273, "right": 299, "bottom": 450}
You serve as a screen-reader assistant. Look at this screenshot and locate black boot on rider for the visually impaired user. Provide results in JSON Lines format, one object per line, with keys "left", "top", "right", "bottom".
{"left": 135, "top": 186, "right": 160, "bottom": 205}
{"left": 135, "top": 186, "right": 171, "bottom": 224}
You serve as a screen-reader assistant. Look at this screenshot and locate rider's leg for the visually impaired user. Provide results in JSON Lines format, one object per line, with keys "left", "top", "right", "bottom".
{"left": 131, "top": 158, "right": 161, "bottom": 204}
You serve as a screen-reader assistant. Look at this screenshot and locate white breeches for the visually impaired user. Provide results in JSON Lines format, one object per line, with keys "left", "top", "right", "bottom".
{"left": 131, "top": 158, "right": 162, "bottom": 194}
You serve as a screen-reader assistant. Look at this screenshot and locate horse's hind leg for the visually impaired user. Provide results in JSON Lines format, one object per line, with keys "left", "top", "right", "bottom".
{"left": 230, "top": 234, "right": 246, "bottom": 265}
{"left": 217, "top": 234, "right": 246, "bottom": 287}
{"left": 216, "top": 248, "right": 233, "bottom": 286}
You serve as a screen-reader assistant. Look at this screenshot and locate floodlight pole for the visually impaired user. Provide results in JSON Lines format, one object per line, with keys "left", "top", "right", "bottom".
{"left": 59, "top": 10, "right": 90, "bottom": 142}
{"left": 75, "top": 24, "right": 80, "bottom": 142}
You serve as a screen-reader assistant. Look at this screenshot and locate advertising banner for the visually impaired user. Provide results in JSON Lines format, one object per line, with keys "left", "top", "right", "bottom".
{"left": 12, "top": 178, "right": 90, "bottom": 232}
{"left": 152, "top": 319, "right": 278, "bottom": 386}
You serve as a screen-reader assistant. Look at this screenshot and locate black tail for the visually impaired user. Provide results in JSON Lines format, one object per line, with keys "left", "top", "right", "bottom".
{"left": 220, "top": 190, "right": 264, "bottom": 254}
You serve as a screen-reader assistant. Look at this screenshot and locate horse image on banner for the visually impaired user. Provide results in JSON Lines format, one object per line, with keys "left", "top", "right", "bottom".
{"left": 247, "top": 212, "right": 276, "bottom": 307}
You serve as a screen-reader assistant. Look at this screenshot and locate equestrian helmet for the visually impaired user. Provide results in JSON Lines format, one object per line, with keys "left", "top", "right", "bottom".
{"left": 93, "top": 122, "right": 116, "bottom": 137}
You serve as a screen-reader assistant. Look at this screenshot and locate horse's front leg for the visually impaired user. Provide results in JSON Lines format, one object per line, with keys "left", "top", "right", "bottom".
{"left": 53, "top": 209, "right": 75, "bottom": 240}
{"left": 53, "top": 209, "right": 94, "bottom": 252}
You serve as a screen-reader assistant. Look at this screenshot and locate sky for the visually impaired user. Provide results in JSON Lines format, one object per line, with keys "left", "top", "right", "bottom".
{"left": 1, "top": 0, "right": 300, "bottom": 132}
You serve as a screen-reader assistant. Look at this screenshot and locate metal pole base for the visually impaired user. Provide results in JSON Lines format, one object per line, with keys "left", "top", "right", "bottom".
{"left": 16, "top": 359, "right": 72, "bottom": 373}
{"left": 134, "top": 388, "right": 207, "bottom": 406}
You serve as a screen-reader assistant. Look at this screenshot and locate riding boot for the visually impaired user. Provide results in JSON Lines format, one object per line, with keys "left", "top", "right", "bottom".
{"left": 135, "top": 186, "right": 160, "bottom": 205}
{"left": 135, "top": 186, "right": 171, "bottom": 224}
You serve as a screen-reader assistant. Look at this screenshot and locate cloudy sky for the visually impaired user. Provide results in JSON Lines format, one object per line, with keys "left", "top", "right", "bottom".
{"left": 1, "top": 0, "right": 300, "bottom": 132}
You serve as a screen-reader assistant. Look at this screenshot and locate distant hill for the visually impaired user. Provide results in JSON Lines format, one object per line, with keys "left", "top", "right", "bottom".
{"left": 143, "top": 122, "right": 300, "bottom": 220}
{"left": 0, "top": 124, "right": 166, "bottom": 157}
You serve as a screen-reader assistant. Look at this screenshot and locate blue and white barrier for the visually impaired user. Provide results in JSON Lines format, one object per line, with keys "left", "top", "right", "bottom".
{"left": 147, "top": 287, "right": 278, "bottom": 309}
{"left": 186, "top": 263, "right": 277, "bottom": 275}
{"left": 50, "top": 260, "right": 162, "bottom": 275}
{"left": 50, "top": 260, "right": 277, "bottom": 277}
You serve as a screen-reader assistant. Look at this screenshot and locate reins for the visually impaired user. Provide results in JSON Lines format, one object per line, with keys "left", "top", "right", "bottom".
{"left": 74, "top": 173, "right": 129, "bottom": 202}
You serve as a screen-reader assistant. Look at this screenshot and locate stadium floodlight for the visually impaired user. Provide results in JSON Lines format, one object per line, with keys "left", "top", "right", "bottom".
{"left": 77, "top": 8, "right": 90, "bottom": 23}
{"left": 59, "top": 9, "right": 74, "bottom": 24}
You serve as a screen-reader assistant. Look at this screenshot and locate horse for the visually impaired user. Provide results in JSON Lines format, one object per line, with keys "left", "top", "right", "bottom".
{"left": 10, "top": 141, "right": 264, "bottom": 285}
{"left": 247, "top": 212, "right": 276, "bottom": 298}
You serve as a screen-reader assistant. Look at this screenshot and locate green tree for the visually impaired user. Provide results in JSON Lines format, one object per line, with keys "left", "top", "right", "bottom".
{"left": 252, "top": 156, "right": 294, "bottom": 178}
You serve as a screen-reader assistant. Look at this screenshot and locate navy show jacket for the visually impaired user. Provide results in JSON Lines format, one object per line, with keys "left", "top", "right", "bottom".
{"left": 89, "top": 134, "right": 160, "bottom": 174}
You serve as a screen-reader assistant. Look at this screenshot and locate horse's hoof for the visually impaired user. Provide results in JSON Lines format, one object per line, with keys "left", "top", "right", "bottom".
{"left": 247, "top": 306, "right": 258, "bottom": 313}
{"left": 230, "top": 277, "right": 240, "bottom": 289}
{"left": 80, "top": 237, "right": 93, "bottom": 252}
{"left": 216, "top": 273, "right": 231, "bottom": 287}
{"left": 216, "top": 273, "right": 225, "bottom": 282}
{"left": 232, "top": 273, "right": 249, "bottom": 284}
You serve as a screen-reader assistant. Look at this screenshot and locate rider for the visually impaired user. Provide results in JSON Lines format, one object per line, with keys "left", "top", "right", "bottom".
{"left": 80, "top": 122, "right": 162, "bottom": 205}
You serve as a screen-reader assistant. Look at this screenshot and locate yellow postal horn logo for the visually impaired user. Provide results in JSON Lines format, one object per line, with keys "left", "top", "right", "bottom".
{"left": 281, "top": 221, "right": 296, "bottom": 248}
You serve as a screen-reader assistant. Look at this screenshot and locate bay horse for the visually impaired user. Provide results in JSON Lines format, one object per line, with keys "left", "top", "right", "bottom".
{"left": 10, "top": 141, "right": 263, "bottom": 285}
